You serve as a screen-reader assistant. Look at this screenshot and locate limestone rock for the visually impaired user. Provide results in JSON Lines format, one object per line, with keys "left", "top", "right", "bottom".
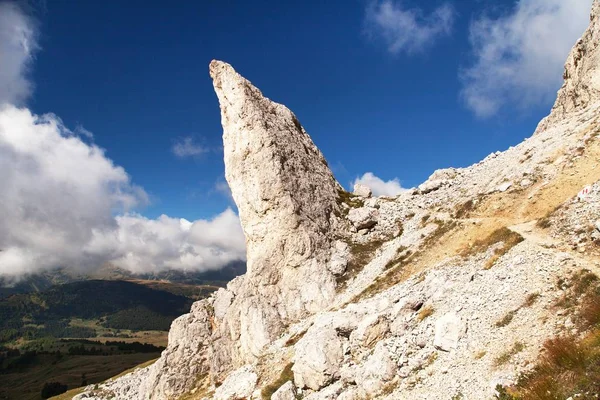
{"left": 536, "top": 0, "right": 600, "bottom": 133}
{"left": 271, "top": 381, "right": 297, "bottom": 400}
{"left": 353, "top": 183, "right": 372, "bottom": 198}
{"left": 350, "top": 314, "right": 390, "bottom": 350}
{"left": 292, "top": 327, "right": 344, "bottom": 390}
{"left": 214, "top": 365, "right": 258, "bottom": 400}
{"left": 418, "top": 179, "right": 449, "bottom": 194}
{"left": 347, "top": 207, "right": 378, "bottom": 230}
{"left": 434, "top": 312, "right": 466, "bottom": 351}
{"left": 355, "top": 342, "right": 396, "bottom": 396}
{"left": 208, "top": 60, "right": 345, "bottom": 377}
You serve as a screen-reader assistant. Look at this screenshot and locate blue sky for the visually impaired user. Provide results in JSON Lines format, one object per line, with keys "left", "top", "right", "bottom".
{"left": 0, "top": 0, "right": 592, "bottom": 277}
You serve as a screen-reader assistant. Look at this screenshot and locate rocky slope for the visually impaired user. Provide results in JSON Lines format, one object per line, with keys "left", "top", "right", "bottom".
{"left": 73, "top": 2, "right": 600, "bottom": 399}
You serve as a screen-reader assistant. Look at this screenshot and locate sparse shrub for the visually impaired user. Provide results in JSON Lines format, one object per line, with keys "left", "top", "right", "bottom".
{"left": 504, "top": 270, "right": 600, "bottom": 399}
{"left": 336, "top": 190, "right": 364, "bottom": 216}
{"left": 541, "top": 336, "right": 586, "bottom": 370}
{"left": 474, "top": 350, "right": 486, "bottom": 359}
{"left": 579, "top": 293, "right": 600, "bottom": 328}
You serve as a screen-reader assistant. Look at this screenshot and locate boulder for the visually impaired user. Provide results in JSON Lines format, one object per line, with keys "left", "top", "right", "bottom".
{"left": 434, "top": 312, "right": 466, "bottom": 351}
{"left": 292, "top": 327, "right": 344, "bottom": 390}
{"left": 271, "top": 381, "right": 296, "bottom": 400}
{"left": 214, "top": 365, "right": 258, "bottom": 400}
{"left": 353, "top": 183, "right": 372, "bottom": 198}
{"left": 355, "top": 342, "right": 396, "bottom": 396}
{"left": 348, "top": 207, "right": 378, "bottom": 230}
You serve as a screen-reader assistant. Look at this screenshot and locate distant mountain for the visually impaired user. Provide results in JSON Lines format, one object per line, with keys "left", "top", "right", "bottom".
{"left": 0, "top": 261, "right": 246, "bottom": 299}
{"left": 0, "top": 280, "right": 195, "bottom": 342}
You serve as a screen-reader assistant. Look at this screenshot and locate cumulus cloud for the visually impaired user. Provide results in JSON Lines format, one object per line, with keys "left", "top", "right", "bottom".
{"left": 172, "top": 136, "right": 208, "bottom": 158}
{"left": 0, "top": 106, "right": 246, "bottom": 278}
{"left": 365, "top": 0, "right": 455, "bottom": 55}
{"left": 91, "top": 209, "right": 245, "bottom": 275}
{"left": 461, "top": 0, "right": 591, "bottom": 117}
{"left": 0, "top": 4, "right": 246, "bottom": 279}
{"left": 0, "top": 1, "right": 38, "bottom": 105}
{"left": 353, "top": 172, "right": 406, "bottom": 197}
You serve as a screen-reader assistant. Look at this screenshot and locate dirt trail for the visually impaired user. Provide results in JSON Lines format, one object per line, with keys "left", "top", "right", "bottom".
{"left": 398, "top": 139, "right": 600, "bottom": 281}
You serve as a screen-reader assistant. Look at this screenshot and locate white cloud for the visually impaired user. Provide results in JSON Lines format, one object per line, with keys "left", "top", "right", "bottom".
{"left": 172, "top": 136, "right": 208, "bottom": 158}
{"left": 0, "top": 2, "right": 38, "bottom": 106}
{"left": 461, "top": 0, "right": 591, "bottom": 117}
{"left": 353, "top": 172, "right": 406, "bottom": 197}
{"left": 365, "top": 0, "right": 455, "bottom": 55}
{"left": 88, "top": 209, "right": 245, "bottom": 275}
{"left": 0, "top": 105, "right": 246, "bottom": 278}
{"left": 0, "top": 4, "right": 246, "bottom": 279}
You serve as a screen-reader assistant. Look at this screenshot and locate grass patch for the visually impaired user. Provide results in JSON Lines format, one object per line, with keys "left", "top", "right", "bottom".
{"left": 497, "top": 270, "right": 600, "bottom": 399}
{"left": 454, "top": 199, "right": 475, "bottom": 219}
{"left": 461, "top": 227, "right": 524, "bottom": 258}
{"left": 494, "top": 342, "right": 525, "bottom": 366}
{"left": 522, "top": 293, "right": 540, "bottom": 308}
{"left": 460, "top": 227, "right": 523, "bottom": 270}
{"left": 336, "top": 190, "right": 364, "bottom": 217}
{"left": 495, "top": 310, "right": 516, "bottom": 328}
{"left": 417, "top": 305, "right": 434, "bottom": 321}
{"left": 353, "top": 219, "right": 457, "bottom": 302}
{"left": 284, "top": 330, "right": 306, "bottom": 347}
{"left": 261, "top": 363, "right": 294, "bottom": 400}
{"left": 383, "top": 246, "right": 409, "bottom": 271}
{"left": 336, "top": 239, "right": 386, "bottom": 289}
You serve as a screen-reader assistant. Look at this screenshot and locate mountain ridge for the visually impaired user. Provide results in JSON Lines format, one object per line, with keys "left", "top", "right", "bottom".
{"left": 72, "top": 1, "right": 600, "bottom": 399}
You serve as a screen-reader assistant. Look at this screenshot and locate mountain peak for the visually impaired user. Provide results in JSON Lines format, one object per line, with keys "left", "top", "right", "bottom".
{"left": 537, "top": 0, "right": 600, "bottom": 132}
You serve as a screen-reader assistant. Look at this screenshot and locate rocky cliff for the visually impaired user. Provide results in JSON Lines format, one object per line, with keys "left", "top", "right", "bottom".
{"left": 74, "top": 1, "right": 600, "bottom": 399}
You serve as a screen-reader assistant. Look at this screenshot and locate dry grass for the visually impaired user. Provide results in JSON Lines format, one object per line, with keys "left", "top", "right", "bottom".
{"left": 498, "top": 270, "right": 600, "bottom": 399}
{"left": 522, "top": 293, "right": 541, "bottom": 308}
{"left": 284, "top": 330, "right": 306, "bottom": 347}
{"left": 461, "top": 227, "right": 524, "bottom": 258}
{"left": 261, "top": 363, "right": 294, "bottom": 400}
{"left": 454, "top": 199, "right": 477, "bottom": 219}
{"left": 336, "top": 190, "right": 364, "bottom": 217}
{"left": 417, "top": 305, "right": 434, "bottom": 321}
{"left": 474, "top": 350, "right": 487, "bottom": 360}
{"left": 337, "top": 238, "right": 386, "bottom": 289}
{"left": 353, "top": 219, "right": 457, "bottom": 302}
{"left": 459, "top": 226, "right": 524, "bottom": 270}
{"left": 495, "top": 310, "right": 516, "bottom": 328}
{"left": 494, "top": 342, "right": 525, "bottom": 366}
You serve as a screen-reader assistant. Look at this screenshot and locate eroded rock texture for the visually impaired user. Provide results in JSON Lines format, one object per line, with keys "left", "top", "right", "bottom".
{"left": 208, "top": 60, "right": 345, "bottom": 379}
{"left": 537, "top": 0, "right": 600, "bottom": 133}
